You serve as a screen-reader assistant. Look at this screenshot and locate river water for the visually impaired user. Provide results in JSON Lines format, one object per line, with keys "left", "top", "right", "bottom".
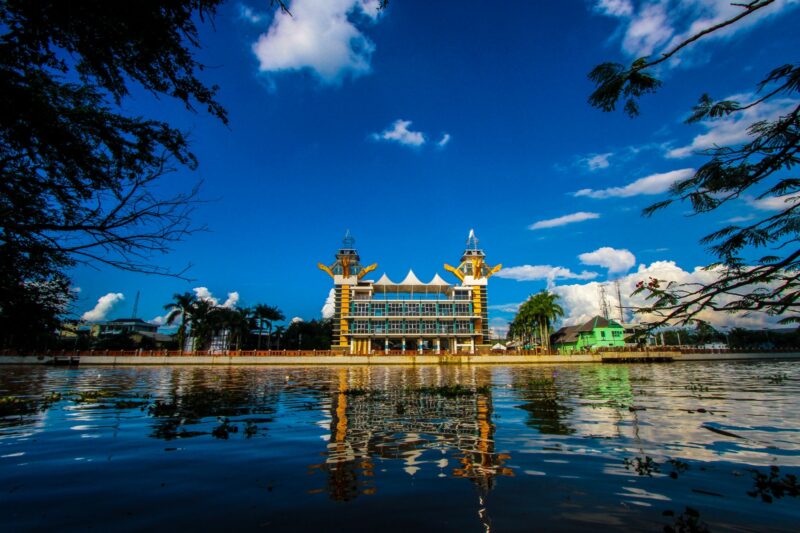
{"left": 0, "top": 361, "right": 798, "bottom": 531}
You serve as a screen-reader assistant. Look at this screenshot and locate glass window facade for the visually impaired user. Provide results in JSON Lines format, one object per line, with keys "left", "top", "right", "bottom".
{"left": 456, "top": 320, "right": 471, "bottom": 333}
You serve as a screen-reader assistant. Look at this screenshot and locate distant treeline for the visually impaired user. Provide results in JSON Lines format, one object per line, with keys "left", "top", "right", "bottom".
{"left": 58, "top": 319, "right": 333, "bottom": 353}
{"left": 649, "top": 326, "right": 800, "bottom": 350}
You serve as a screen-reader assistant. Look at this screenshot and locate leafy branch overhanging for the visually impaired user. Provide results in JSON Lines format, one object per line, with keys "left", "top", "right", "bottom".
{"left": 588, "top": 0, "right": 800, "bottom": 326}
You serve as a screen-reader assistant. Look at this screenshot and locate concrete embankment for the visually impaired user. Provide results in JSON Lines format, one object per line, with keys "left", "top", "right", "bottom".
{"left": 1, "top": 351, "right": 800, "bottom": 366}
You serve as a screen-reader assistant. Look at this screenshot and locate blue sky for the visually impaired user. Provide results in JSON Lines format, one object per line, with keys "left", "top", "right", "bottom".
{"left": 72, "top": 0, "right": 800, "bottom": 333}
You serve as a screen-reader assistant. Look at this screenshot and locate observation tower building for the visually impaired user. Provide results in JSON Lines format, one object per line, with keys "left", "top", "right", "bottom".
{"left": 318, "top": 230, "right": 501, "bottom": 354}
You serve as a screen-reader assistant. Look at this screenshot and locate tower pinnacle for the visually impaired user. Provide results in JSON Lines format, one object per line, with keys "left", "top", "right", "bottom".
{"left": 342, "top": 229, "right": 355, "bottom": 249}
{"left": 466, "top": 228, "right": 479, "bottom": 250}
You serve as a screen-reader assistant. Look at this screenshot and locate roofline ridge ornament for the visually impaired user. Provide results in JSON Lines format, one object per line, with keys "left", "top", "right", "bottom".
{"left": 342, "top": 229, "right": 355, "bottom": 248}
{"left": 467, "top": 228, "right": 479, "bottom": 250}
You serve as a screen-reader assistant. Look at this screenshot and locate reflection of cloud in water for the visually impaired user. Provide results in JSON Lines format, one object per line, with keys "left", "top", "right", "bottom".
{"left": 509, "top": 363, "right": 800, "bottom": 466}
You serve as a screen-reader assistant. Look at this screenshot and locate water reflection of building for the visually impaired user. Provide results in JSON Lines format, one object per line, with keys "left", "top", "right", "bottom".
{"left": 311, "top": 367, "right": 513, "bottom": 501}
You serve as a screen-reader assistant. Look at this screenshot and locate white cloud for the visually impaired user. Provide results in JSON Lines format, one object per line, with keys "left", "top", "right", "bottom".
{"left": 585, "top": 152, "right": 613, "bottom": 170}
{"left": 553, "top": 260, "right": 791, "bottom": 328}
{"left": 667, "top": 97, "right": 798, "bottom": 158}
{"left": 373, "top": 119, "right": 426, "bottom": 147}
{"left": 149, "top": 315, "right": 167, "bottom": 326}
{"left": 723, "top": 215, "right": 755, "bottom": 224}
{"left": 579, "top": 247, "right": 637, "bottom": 275}
{"left": 291, "top": 316, "right": 304, "bottom": 324}
{"left": 746, "top": 193, "right": 800, "bottom": 211}
{"left": 251, "top": 0, "right": 382, "bottom": 84}
{"left": 495, "top": 265, "right": 599, "bottom": 286}
{"left": 239, "top": 4, "right": 265, "bottom": 24}
{"left": 193, "top": 287, "right": 217, "bottom": 304}
{"left": 193, "top": 287, "right": 239, "bottom": 308}
{"left": 71, "top": 286, "right": 82, "bottom": 294}
{"left": 222, "top": 292, "right": 240, "bottom": 309}
{"left": 489, "top": 317, "right": 510, "bottom": 339}
{"left": 321, "top": 288, "right": 336, "bottom": 319}
{"left": 488, "top": 302, "right": 523, "bottom": 313}
{"left": 437, "top": 133, "right": 451, "bottom": 148}
{"left": 575, "top": 168, "right": 694, "bottom": 199}
{"left": 529, "top": 211, "right": 601, "bottom": 230}
{"left": 594, "top": 0, "right": 633, "bottom": 17}
{"left": 81, "top": 292, "right": 124, "bottom": 322}
{"left": 593, "top": 0, "right": 795, "bottom": 61}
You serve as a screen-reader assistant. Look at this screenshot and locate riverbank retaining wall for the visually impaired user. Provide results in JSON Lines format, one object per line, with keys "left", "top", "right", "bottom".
{"left": 1, "top": 351, "right": 800, "bottom": 366}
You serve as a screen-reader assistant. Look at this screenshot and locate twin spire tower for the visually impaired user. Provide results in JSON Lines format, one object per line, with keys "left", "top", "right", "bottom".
{"left": 318, "top": 230, "right": 501, "bottom": 355}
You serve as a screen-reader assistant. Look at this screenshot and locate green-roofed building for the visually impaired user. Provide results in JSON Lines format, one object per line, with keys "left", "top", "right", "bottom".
{"left": 551, "top": 316, "right": 625, "bottom": 353}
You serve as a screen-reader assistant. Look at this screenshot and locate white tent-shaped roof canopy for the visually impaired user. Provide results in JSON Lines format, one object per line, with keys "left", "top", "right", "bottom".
{"left": 427, "top": 273, "right": 450, "bottom": 287}
{"left": 374, "top": 273, "right": 395, "bottom": 287}
{"left": 399, "top": 269, "right": 423, "bottom": 286}
{"left": 371, "top": 270, "right": 452, "bottom": 294}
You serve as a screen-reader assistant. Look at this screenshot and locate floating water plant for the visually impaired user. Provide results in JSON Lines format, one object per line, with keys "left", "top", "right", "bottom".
{"left": 412, "top": 384, "right": 491, "bottom": 397}
{"left": 0, "top": 391, "right": 64, "bottom": 416}
{"left": 667, "top": 459, "right": 690, "bottom": 479}
{"left": 0, "top": 396, "right": 39, "bottom": 417}
{"left": 747, "top": 466, "right": 799, "bottom": 503}
{"left": 663, "top": 506, "right": 710, "bottom": 533}
{"left": 211, "top": 417, "right": 239, "bottom": 439}
{"left": 73, "top": 390, "right": 115, "bottom": 404}
{"left": 623, "top": 455, "right": 660, "bottom": 476}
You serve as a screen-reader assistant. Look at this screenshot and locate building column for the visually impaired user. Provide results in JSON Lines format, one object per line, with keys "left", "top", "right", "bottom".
{"left": 418, "top": 338, "right": 423, "bottom": 354}
{"left": 435, "top": 338, "right": 441, "bottom": 354}
{"left": 350, "top": 338, "right": 354, "bottom": 354}
{"left": 384, "top": 337, "right": 389, "bottom": 354}
{"left": 470, "top": 338, "right": 475, "bottom": 354}
{"left": 401, "top": 337, "right": 406, "bottom": 354}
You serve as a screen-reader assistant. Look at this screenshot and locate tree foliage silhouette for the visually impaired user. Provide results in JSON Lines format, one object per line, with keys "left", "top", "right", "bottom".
{"left": 588, "top": 0, "right": 800, "bottom": 326}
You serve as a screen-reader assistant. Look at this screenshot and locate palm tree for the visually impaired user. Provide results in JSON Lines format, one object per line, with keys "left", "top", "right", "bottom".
{"left": 273, "top": 325, "right": 286, "bottom": 350}
{"left": 514, "top": 297, "right": 538, "bottom": 349}
{"left": 529, "top": 290, "right": 564, "bottom": 352}
{"left": 253, "top": 304, "right": 285, "bottom": 350}
{"left": 229, "top": 307, "right": 253, "bottom": 350}
{"left": 511, "top": 290, "right": 564, "bottom": 352}
{"left": 164, "top": 292, "right": 196, "bottom": 353}
{"left": 204, "top": 306, "right": 248, "bottom": 352}
{"left": 188, "top": 298, "right": 216, "bottom": 351}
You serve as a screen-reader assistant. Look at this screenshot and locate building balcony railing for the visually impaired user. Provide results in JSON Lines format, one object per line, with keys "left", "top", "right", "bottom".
{"left": 350, "top": 307, "right": 473, "bottom": 317}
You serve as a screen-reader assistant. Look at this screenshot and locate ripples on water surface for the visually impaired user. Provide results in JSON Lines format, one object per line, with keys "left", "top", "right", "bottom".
{"left": 1, "top": 361, "right": 799, "bottom": 531}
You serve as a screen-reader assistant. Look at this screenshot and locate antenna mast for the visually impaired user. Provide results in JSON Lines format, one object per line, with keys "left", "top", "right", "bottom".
{"left": 132, "top": 290, "right": 140, "bottom": 319}
{"left": 615, "top": 280, "right": 624, "bottom": 324}
{"left": 598, "top": 284, "right": 610, "bottom": 320}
